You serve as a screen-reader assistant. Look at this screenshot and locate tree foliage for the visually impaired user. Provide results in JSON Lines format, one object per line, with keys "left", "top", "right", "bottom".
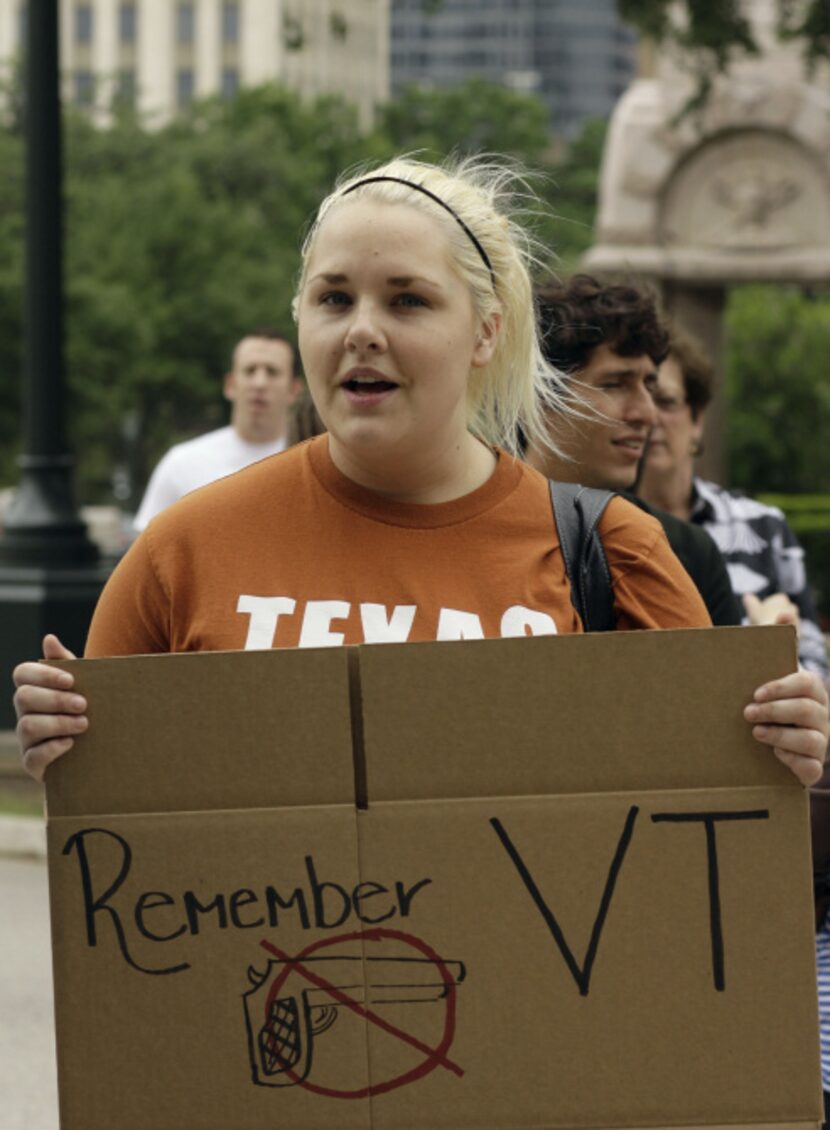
{"left": 375, "top": 79, "right": 552, "bottom": 164}
{"left": 544, "top": 119, "right": 607, "bottom": 267}
{"left": 370, "top": 81, "right": 605, "bottom": 267}
{"left": 10, "top": 62, "right": 826, "bottom": 509}
{"left": 620, "top": 0, "right": 830, "bottom": 110}
{"left": 2, "top": 78, "right": 607, "bottom": 506}
{"left": 621, "top": 0, "right": 830, "bottom": 67}
{"left": 725, "top": 286, "right": 830, "bottom": 494}
{"left": 60, "top": 87, "right": 367, "bottom": 500}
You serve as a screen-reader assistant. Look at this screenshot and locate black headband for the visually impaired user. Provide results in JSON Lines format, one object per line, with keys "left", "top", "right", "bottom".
{"left": 339, "top": 175, "right": 496, "bottom": 287}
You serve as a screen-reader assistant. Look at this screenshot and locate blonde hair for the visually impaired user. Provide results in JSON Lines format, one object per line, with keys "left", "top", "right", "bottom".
{"left": 294, "top": 154, "right": 577, "bottom": 457}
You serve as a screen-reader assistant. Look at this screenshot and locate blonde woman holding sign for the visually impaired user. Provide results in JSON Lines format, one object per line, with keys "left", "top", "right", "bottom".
{"left": 12, "top": 156, "right": 828, "bottom": 785}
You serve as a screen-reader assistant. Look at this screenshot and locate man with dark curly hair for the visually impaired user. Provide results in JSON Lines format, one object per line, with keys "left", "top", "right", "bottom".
{"left": 525, "top": 274, "right": 742, "bottom": 626}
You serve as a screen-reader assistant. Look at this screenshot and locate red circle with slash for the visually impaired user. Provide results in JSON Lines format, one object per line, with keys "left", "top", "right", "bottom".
{"left": 260, "top": 926, "right": 462, "bottom": 1098}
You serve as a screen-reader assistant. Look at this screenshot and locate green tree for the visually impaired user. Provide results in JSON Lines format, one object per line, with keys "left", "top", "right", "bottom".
{"left": 60, "top": 86, "right": 368, "bottom": 502}
{"left": 373, "top": 79, "right": 552, "bottom": 164}
{"left": 1, "top": 78, "right": 607, "bottom": 507}
{"left": 544, "top": 119, "right": 607, "bottom": 268}
{"left": 620, "top": 0, "right": 830, "bottom": 106}
{"left": 726, "top": 285, "right": 830, "bottom": 494}
{"left": 620, "top": 0, "right": 830, "bottom": 62}
{"left": 370, "top": 82, "right": 606, "bottom": 269}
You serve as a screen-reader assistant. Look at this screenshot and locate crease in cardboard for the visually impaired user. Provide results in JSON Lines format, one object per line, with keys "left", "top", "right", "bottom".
{"left": 354, "top": 789, "right": 379, "bottom": 1118}
{"left": 480, "top": 1124, "right": 820, "bottom": 1130}
{"left": 44, "top": 782, "right": 808, "bottom": 825}
{"left": 474, "top": 1124, "right": 820, "bottom": 1130}
{"left": 349, "top": 783, "right": 806, "bottom": 810}
{"left": 47, "top": 802, "right": 361, "bottom": 824}
{"left": 565, "top": 1123, "right": 821, "bottom": 1130}
{"left": 349, "top": 648, "right": 369, "bottom": 810}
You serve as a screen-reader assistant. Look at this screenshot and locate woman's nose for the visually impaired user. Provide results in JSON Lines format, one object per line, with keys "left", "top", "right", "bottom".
{"left": 344, "top": 301, "right": 386, "bottom": 353}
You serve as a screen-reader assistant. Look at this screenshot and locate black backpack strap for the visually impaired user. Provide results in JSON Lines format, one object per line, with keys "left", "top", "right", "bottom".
{"left": 549, "top": 481, "right": 616, "bottom": 632}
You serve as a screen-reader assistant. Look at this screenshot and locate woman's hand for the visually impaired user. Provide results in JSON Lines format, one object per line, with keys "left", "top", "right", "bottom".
{"left": 13, "top": 634, "right": 86, "bottom": 783}
{"left": 744, "top": 670, "right": 829, "bottom": 786}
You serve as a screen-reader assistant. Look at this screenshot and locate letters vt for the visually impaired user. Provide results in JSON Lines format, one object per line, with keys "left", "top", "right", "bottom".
{"left": 491, "top": 806, "right": 770, "bottom": 996}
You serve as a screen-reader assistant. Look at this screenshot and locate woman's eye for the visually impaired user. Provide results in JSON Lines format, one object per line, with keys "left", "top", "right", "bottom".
{"left": 393, "top": 293, "right": 427, "bottom": 308}
{"left": 320, "top": 291, "right": 350, "bottom": 306}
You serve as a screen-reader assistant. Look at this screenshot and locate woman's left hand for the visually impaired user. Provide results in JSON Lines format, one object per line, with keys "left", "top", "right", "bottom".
{"left": 744, "top": 670, "right": 829, "bottom": 786}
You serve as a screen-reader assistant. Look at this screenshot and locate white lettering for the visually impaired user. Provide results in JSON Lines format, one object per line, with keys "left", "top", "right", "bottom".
{"left": 237, "top": 596, "right": 296, "bottom": 649}
{"left": 237, "top": 597, "right": 556, "bottom": 648}
{"left": 299, "top": 600, "right": 351, "bottom": 648}
{"left": 360, "top": 603, "right": 417, "bottom": 643}
{"left": 500, "top": 605, "right": 558, "bottom": 637}
{"left": 436, "top": 608, "right": 485, "bottom": 641}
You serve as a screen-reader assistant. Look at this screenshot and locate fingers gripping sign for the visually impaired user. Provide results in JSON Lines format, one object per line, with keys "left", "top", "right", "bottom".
{"left": 745, "top": 670, "right": 829, "bottom": 787}
{"left": 13, "top": 634, "right": 86, "bottom": 783}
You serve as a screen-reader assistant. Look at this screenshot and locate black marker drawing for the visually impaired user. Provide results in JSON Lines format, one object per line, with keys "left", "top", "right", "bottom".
{"left": 243, "top": 954, "right": 466, "bottom": 1087}
{"left": 651, "top": 809, "right": 769, "bottom": 991}
{"left": 491, "top": 808, "right": 639, "bottom": 996}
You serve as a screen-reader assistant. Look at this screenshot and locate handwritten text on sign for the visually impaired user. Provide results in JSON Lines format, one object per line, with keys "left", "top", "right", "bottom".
{"left": 60, "top": 805, "right": 767, "bottom": 986}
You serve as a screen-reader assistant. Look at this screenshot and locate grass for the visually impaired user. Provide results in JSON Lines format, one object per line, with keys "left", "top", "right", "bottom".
{"left": 0, "top": 783, "right": 44, "bottom": 818}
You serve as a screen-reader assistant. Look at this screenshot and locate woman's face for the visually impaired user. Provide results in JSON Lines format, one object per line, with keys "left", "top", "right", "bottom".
{"left": 296, "top": 199, "right": 498, "bottom": 486}
{"left": 643, "top": 354, "right": 704, "bottom": 478}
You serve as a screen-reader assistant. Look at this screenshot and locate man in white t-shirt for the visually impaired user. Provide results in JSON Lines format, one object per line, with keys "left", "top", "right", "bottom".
{"left": 134, "top": 329, "right": 302, "bottom": 531}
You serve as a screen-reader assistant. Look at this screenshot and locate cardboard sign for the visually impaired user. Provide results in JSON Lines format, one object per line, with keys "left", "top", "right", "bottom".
{"left": 45, "top": 627, "right": 822, "bottom": 1129}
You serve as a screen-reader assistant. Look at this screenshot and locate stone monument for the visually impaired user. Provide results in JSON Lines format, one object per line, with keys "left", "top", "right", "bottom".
{"left": 584, "top": 1, "right": 830, "bottom": 480}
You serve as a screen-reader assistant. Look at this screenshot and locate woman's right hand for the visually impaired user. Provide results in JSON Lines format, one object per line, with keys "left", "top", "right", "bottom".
{"left": 13, "top": 634, "right": 86, "bottom": 782}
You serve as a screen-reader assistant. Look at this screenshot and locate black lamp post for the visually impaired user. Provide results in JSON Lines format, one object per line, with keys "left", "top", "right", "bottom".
{"left": 0, "top": 0, "right": 109, "bottom": 727}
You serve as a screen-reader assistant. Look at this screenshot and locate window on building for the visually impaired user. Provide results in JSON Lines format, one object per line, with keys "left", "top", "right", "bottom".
{"left": 222, "top": 1, "right": 240, "bottom": 44}
{"left": 74, "top": 69, "right": 94, "bottom": 106}
{"left": 176, "top": 68, "right": 194, "bottom": 108}
{"left": 75, "top": 3, "right": 93, "bottom": 45}
{"left": 176, "top": 2, "right": 195, "bottom": 45}
{"left": 221, "top": 67, "right": 239, "bottom": 99}
{"left": 119, "top": 3, "right": 137, "bottom": 44}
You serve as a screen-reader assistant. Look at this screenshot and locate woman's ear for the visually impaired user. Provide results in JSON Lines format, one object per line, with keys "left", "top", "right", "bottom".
{"left": 471, "top": 309, "right": 502, "bottom": 368}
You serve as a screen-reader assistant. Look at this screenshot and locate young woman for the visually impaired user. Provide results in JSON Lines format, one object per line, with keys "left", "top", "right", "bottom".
{"left": 13, "top": 156, "right": 828, "bottom": 785}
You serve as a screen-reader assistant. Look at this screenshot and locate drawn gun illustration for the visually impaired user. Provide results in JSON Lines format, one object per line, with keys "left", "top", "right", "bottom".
{"left": 244, "top": 955, "right": 466, "bottom": 1087}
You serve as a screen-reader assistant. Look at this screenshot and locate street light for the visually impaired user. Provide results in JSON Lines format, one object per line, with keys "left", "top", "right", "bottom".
{"left": 0, "top": 0, "right": 109, "bottom": 727}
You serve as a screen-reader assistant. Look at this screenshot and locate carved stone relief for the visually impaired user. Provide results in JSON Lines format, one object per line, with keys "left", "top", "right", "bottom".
{"left": 660, "top": 130, "right": 830, "bottom": 252}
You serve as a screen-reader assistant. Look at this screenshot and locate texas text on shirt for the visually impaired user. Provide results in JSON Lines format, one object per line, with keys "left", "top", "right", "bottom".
{"left": 86, "top": 436, "right": 710, "bottom": 658}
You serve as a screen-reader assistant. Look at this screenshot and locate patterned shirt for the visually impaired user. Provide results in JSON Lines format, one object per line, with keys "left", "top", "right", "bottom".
{"left": 817, "top": 920, "right": 830, "bottom": 1090}
{"left": 691, "top": 478, "right": 828, "bottom": 677}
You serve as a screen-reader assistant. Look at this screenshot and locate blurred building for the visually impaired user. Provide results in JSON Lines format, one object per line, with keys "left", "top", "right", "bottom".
{"left": 0, "top": 0, "right": 389, "bottom": 128}
{"left": 0, "top": 1, "right": 634, "bottom": 137}
{"left": 390, "top": 0, "right": 638, "bottom": 138}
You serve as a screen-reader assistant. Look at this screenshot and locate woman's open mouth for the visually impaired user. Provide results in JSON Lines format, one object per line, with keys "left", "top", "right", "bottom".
{"left": 342, "top": 377, "right": 398, "bottom": 395}
{"left": 340, "top": 373, "right": 399, "bottom": 406}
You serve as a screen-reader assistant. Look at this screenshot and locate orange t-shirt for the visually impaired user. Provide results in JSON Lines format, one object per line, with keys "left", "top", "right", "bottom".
{"left": 85, "top": 436, "right": 709, "bottom": 657}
